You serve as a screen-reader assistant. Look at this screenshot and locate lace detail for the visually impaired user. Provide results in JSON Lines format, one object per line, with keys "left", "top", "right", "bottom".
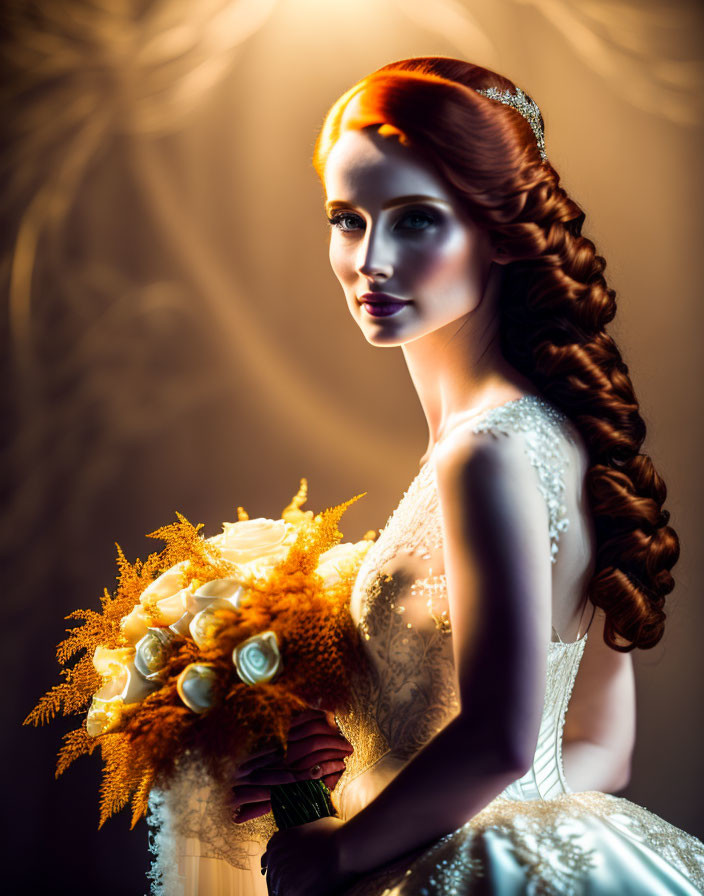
{"left": 471, "top": 396, "right": 571, "bottom": 565}
{"left": 145, "top": 752, "right": 276, "bottom": 894}
{"left": 355, "top": 459, "right": 444, "bottom": 643}
{"left": 341, "top": 792, "right": 704, "bottom": 896}
{"left": 499, "top": 636, "right": 588, "bottom": 801}
{"left": 335, "top": 395, "right": 577, "bottom": 820}
{"left": 146, "top": 789, "right": 183, "bottom": 896}
{"left": 334, "top": 394, "right": 704, "bottom": 895}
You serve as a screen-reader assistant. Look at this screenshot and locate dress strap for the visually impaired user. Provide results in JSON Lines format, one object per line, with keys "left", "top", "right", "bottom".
{"left": 552, "top": 597, "right": 596, "bottom": 644}
{"left": 470, "top": 395, "right": 570, "bottom": 566}
{"left": 578, "top": 600, "right": 597, "bottom": 639}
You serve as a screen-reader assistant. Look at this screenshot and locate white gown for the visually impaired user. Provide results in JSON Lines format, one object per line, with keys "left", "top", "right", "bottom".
{"left": 146, "top": 394, "right": 704, "bottom": 895}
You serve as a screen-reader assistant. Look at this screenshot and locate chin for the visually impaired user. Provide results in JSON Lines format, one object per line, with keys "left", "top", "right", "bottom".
{"left": 363, "top": 328, "right": 416, "bottom": 347}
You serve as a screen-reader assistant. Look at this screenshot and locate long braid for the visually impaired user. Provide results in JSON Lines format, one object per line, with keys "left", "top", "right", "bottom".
{"left": 312, "top": 56, "right": 680, "bottom": 651}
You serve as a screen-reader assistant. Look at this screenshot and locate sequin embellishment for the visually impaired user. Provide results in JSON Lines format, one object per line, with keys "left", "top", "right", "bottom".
{"left": 472, "top": 396, "right": 571, "bottom": 564}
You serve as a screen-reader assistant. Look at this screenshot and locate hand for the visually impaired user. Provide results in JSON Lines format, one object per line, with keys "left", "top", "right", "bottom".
{"left": 229, "top": 709, "right": 353, "bottom": 823}
{"left": 261, "top": 815, "right": 358, "bottom": 896}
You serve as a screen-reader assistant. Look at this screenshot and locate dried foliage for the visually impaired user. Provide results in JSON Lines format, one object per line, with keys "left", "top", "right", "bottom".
{"left": 25, "top": 482, "right": 374, "bottom": 828}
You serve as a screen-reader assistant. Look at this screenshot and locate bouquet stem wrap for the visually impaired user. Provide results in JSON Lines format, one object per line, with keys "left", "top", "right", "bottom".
{"left": 270, "top": 779, "right": 335, "bottom": 829}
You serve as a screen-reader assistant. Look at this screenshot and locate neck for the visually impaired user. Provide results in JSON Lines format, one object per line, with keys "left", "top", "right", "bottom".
{"left": 401, "top": 265, "right": 537, "bottom": 466}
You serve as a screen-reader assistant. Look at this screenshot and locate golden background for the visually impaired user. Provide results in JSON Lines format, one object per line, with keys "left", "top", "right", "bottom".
{"left": 3, "top": 0, "right": 703, "bottom": 890}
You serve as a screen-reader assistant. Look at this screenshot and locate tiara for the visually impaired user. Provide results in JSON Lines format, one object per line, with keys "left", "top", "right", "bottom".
{"left": 474, "top": 85, "right": 547, "bottom": 162}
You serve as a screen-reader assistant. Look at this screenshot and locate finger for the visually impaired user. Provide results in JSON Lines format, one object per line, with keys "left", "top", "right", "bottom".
{"left": 285, "top": 734, "right": 353, "bottom": 764}
{"left": 230, "top": 784, "right": 271, "bottom": 807}
{"left": 233, "top": 800, "right": 272, "bottom": 823}
{"left": 286, "top": 716, "right": 342, "bottom": 742}
{"left": 323, "top": 773, "right": 342, "bottom": 791}
{"left": 287, "top": 748, "right": 351, "bottom": 771}
{"left": 323, "top": 771, "right": 343, "bottom": 791}
{"left": 233, "top": 719, "right": 352, "bottom": 780}
{"left": 307, "top": 758, "right": 347, "bottom": 779}
{"left": 237, "top": 766, "right": 299, "bottom": 786}
{"left": 288, "top": 708, "right": 328, "bottom": 727}
{"left": 242, "top": 756, "right": 347, "bottom": 788}
{"left": 233, "top": 756, "right": 283, "bottom": 781}
{"left": 289, "top": 758, "right": 346, "bottom": 784}
{"left": 234, "top": 745, "right": 285, "bottom": 775}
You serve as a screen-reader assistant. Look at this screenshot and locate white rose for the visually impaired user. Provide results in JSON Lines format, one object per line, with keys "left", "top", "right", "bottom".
{"left": 86, "top": 659, "right": 149, "bottom": 736}
{"left": 119, "top": 605, "right": 152, "bottom": 645}
{"left": 316, "top": 540, "right": 373, "bottom": 588}
{"left": 233, "top": 631, "right": 282, "bottom": 686}
{"left": 92, "top": 645, "right": 135, "bottom": 676}
{"left": 188, "top": 599, "right": 236, "bottom": 649}
{"left": 134, "top": 628, "right": 179, "bottom": 680}
{"left": 91, "top": 645, "right": 157, "bottom": 707}
{"left": 86, "top": 693, "right": 124, "bottom": 737}
{"left": 139, "top": 560, "right": 191, "bottom": 605}
{"left": 206, "top": 518, "right": 298, "bottom": 566}
{"left": 118, "top": 560, "right": 197, "bottom": 643}
{"left": 185, "top": 578, "right": 247, "bottom": 615}
{"left": 176, "top": 663, "right": 218, "bottom": 714}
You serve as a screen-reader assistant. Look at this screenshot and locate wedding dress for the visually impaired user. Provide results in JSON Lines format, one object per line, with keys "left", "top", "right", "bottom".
{"left": 146, "top": 394, "right": 704, "bottom": 895}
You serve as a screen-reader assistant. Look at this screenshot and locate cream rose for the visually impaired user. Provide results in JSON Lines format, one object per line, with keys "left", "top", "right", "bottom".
{"left": 206, "top": 518, "right": 298, "bottom": 566}
{"left": 86, "top": 693, "right": 124, "bottom": 737}
{"left": 186, "top": 578, "right": 247, "bottom": 615}
{"left": 91, "top": 645, "right": 157, "bottom": 707}
{"left": 316, "top": 540, "right": 373, "bottom": 588}
{"left": 139, "top": 560, "right": 191, "bottom": 605}
{"left": 117, "top": 560, "right": 195, "bottom": 643}
{"left": 134, "top": 628, "right": 179, "bottom": 680}
{"left": 233, "top": 631, "right": 282, "bottom": 686}
{"left": 176, "top": 663, "right": 218, "bottom": 713}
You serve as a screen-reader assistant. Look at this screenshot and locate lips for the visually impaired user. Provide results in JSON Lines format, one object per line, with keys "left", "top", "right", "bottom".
{"left": 359, "top": 292, "right": 406, "bottom": 304}
{"left": 358, "top": 293, "right": 409, "bottom": 318}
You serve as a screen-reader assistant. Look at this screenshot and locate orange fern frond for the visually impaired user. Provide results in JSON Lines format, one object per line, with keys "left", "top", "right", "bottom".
{"left": 280, "top": 492, "right": 366, "bottom": 576}
{"left": 130, "top": 769, "right": 156, "bottom": 829}
{"left": 56, "top": 609, "right": 113, "bottom": 663}
{"left": 98, "top": 733, "right": 138, "bottom": 828}
{"left": 56, "top": 725, "right": 99, "bottom": 777}
{"left": 23, "top": 684, "right": 70, "bottom": 726}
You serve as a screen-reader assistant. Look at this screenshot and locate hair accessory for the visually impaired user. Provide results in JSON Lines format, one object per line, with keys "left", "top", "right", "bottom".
{"left": 474, "top": 85, "right": 547, "bottom": 162}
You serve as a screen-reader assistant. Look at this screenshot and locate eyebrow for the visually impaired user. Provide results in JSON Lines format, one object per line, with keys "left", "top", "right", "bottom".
{"left": 324, "top": 194, "right": 452, "bottom": 213}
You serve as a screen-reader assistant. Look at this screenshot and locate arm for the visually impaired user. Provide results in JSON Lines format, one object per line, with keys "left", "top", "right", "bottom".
{"left": 334, "top": 429, "right": 554, "bottom": 875}
{"left": 561, "top": 606, "right": 636, "bottom": 792}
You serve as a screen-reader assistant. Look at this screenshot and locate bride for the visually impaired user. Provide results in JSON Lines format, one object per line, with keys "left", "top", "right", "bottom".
{"left": 150, "top": 57, "right": 704, "bottom": 895}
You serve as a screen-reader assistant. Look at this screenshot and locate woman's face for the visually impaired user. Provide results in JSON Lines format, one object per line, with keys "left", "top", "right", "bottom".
{"left": 323, "top": 126, "right": 498, "bottom": 347}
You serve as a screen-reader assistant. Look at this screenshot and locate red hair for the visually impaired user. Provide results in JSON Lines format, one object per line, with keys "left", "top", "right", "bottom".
{"left": 312, "top": 56, "right": 679, "bottom": 652}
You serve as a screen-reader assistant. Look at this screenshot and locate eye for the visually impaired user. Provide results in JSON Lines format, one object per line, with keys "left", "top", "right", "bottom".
{"left": 325, "top": 207, "right": 438, "bottom": 234}
{"left": 326, "top": 212, "right": 363, "bottom": 232}
{"left": 398, "top": 209, "right": 435, "bottom": 231}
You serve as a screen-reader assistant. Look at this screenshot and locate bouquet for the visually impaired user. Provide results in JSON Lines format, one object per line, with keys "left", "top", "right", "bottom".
{"left": 25, "top": 479, "right": 375, "bottom": 834}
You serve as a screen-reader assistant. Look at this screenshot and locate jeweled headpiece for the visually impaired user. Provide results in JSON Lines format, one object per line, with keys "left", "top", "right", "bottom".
{"left": 474, "top": 85, "right": 547, "bottom": 162}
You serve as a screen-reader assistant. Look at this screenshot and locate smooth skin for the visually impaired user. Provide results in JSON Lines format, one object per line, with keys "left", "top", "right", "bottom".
{"left": 258, "top": 122, "right": 636, "bottom": 896}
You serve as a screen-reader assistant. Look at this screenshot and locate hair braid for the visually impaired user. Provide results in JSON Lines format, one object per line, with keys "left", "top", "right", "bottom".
{"left": 496, "top": 178, "right": 678, "bottom": 650}
{"left": 312, "top": 56, "right": 680, "bottom": 651}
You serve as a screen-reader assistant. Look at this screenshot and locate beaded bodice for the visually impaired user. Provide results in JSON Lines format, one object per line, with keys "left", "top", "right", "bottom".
{"left": 331, "top": 394, "right": 590, "bottom": 821}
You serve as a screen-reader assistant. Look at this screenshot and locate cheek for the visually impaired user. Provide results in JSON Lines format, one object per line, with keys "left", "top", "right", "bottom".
{"left": 328, "top": 241, "right": 352, "bottom": 284}
{"left": 405, "top": 230, "right": 475, "bottom": 293}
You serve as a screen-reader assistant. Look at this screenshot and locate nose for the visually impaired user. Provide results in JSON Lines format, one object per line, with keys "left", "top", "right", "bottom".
{"left": 356, "top": 224, "right": 393, "bottom": 281}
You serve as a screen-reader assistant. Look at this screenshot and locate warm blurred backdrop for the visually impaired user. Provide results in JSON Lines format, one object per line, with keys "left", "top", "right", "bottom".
{"left": 3, "top": 0, "right": 703, "bottom": 892}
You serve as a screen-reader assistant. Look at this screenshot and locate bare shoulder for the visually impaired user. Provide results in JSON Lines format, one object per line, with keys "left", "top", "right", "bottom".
{"left": 433, "top": 414, "right": 544, "bottom": 496}
{"left": 432, "top": 419, "right": 552, "bottom": 576}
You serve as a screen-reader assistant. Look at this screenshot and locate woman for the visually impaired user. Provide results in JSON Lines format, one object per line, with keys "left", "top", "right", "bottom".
{"left": 151, "top": 57, "right": 704, "bottom": 895}
{"left": 255, "top": 57, "right": 704, "bottom": 895}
